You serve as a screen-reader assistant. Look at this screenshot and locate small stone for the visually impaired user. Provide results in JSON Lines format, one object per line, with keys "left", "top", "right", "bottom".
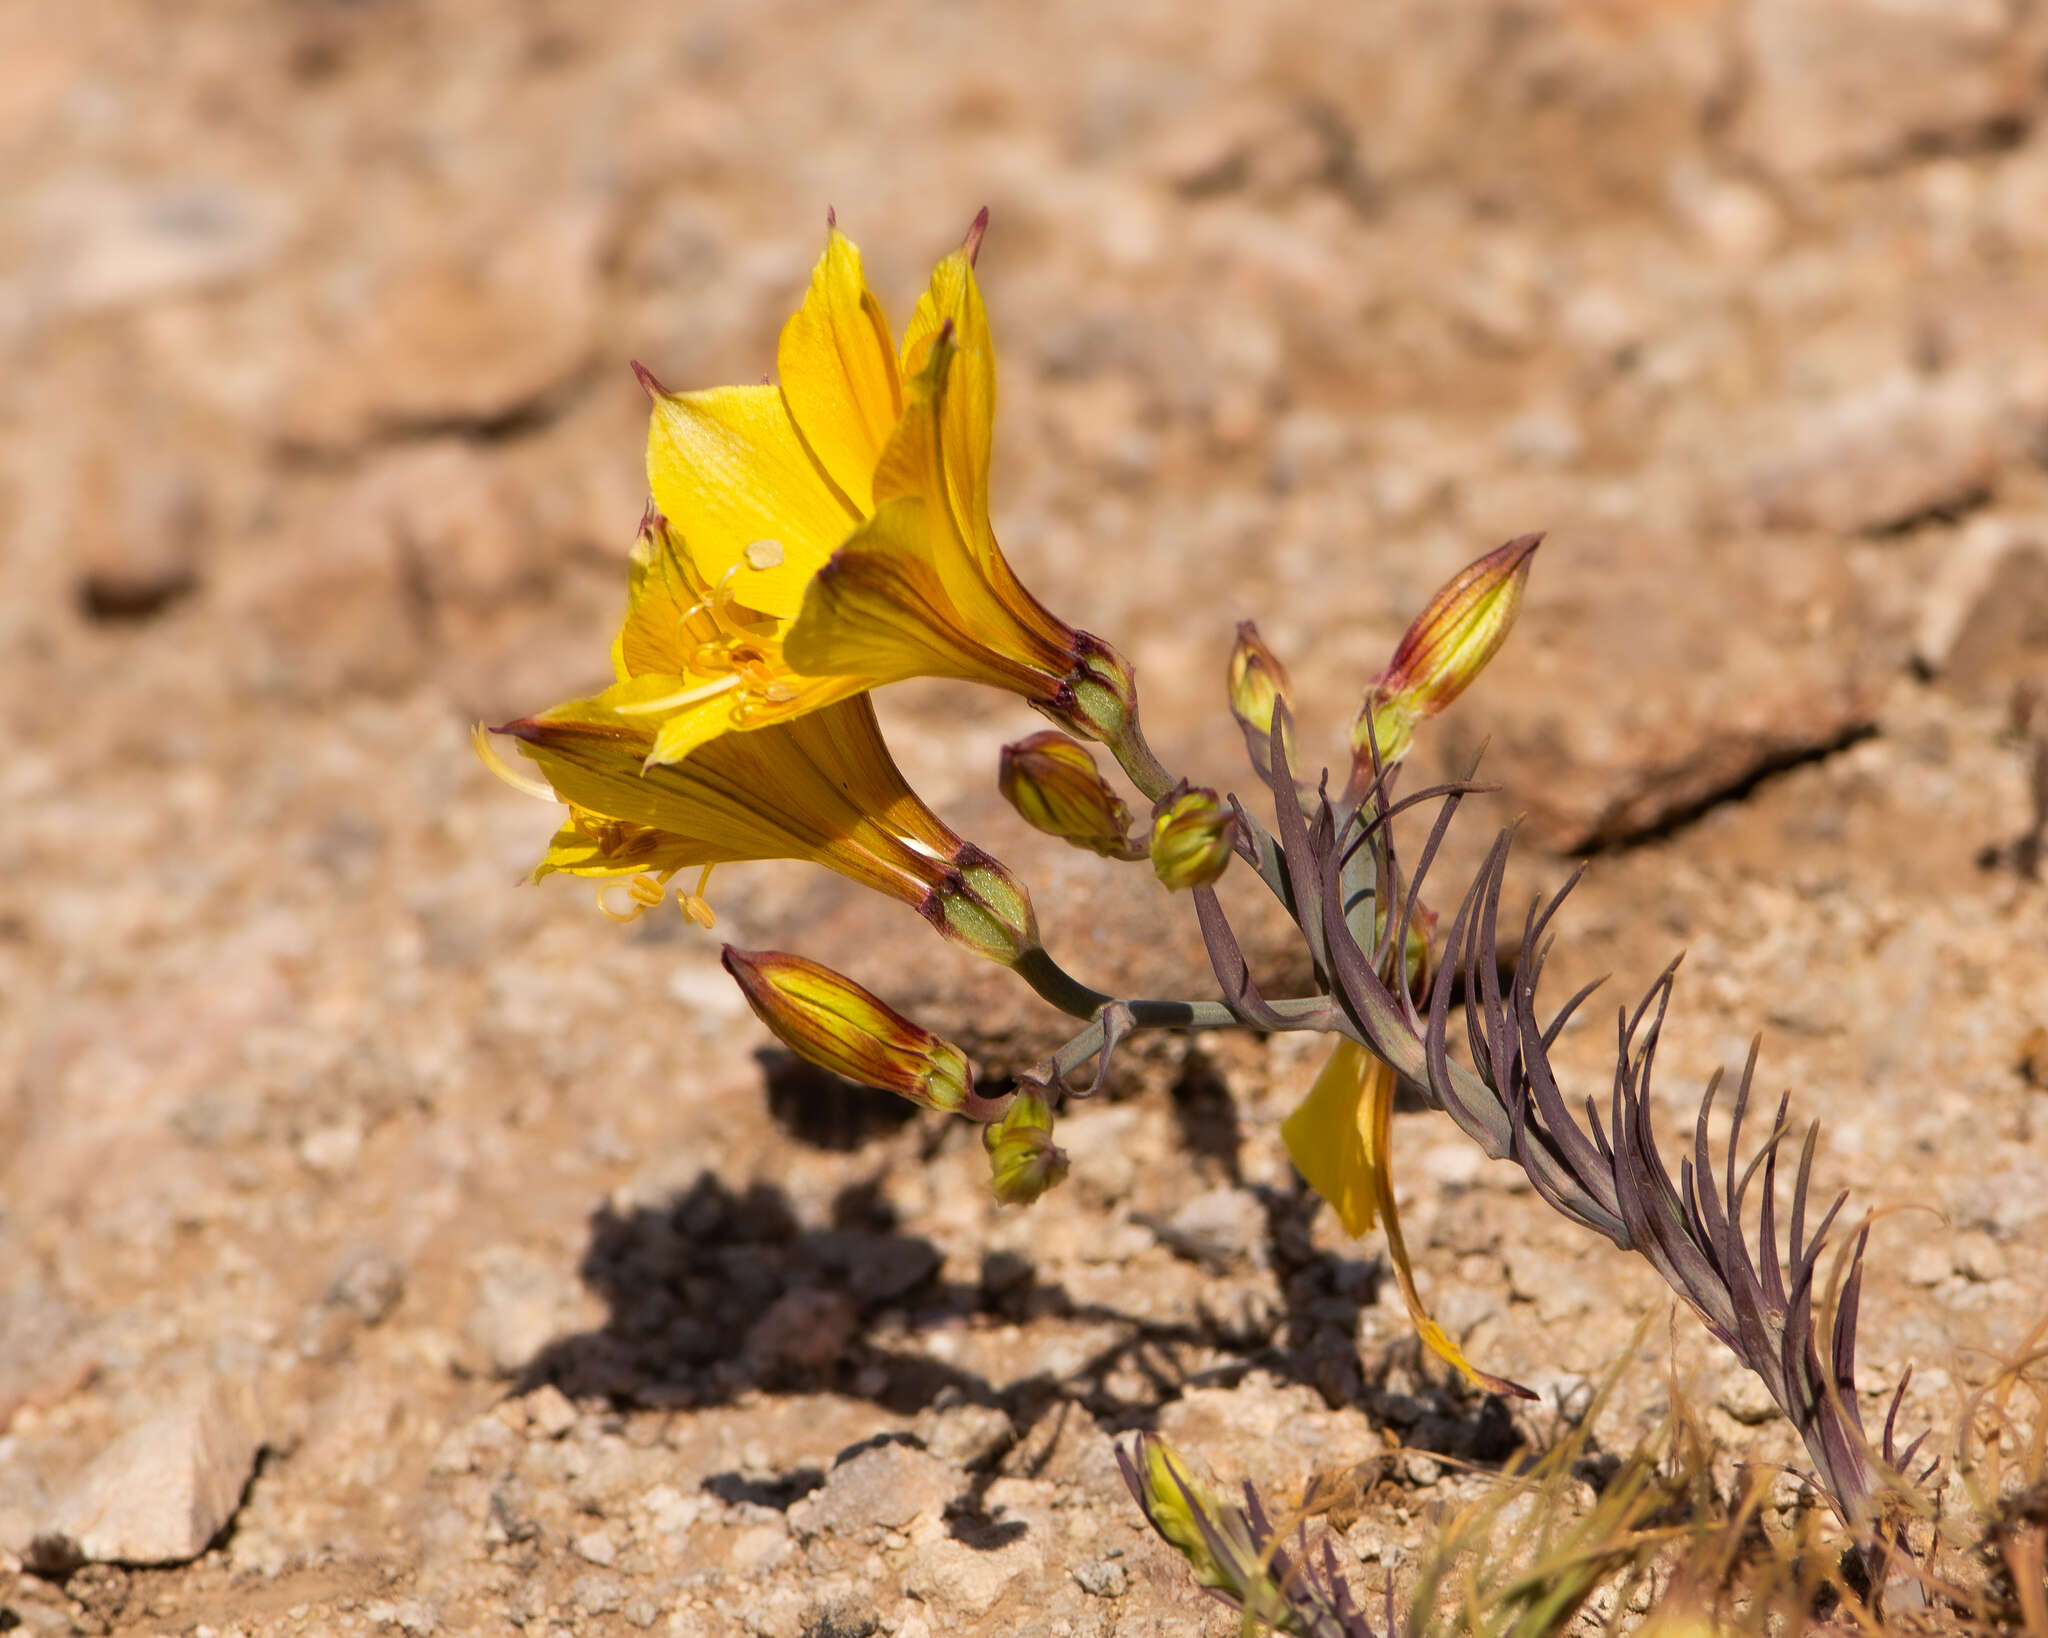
{"left": 1154, "top": 1187, "right": 1268, "bottom": 1271}
{"left": 622, "top": 1596, "right": 662, "bottom": 1630}
{"left": 1903, "top": 1242, "right": 1953, "bottom": 1288}
{"left": 364, "top": 1599, "right": 438, "bottom": 1635}
{"left": 727, "top": 1521, "right": 792, "bottom": 1576}
{"left": 913, "top": 1403, "right": 1016, "bottom": 1471}
{"left": 1953, "top": 1232, "right": 2008, "bottom": 1283}
{"left": 1716, "top": 1372, "right": 1781, "bottom": 1427}
{"left": 326, "top": 1248, "right": 405, "bottom": 1326}
{"left": 466, "top": 1248, "right": 583, "bottom": 1376}
{"left": 43, "top": 1378, "right": 262, "bottom": 1566}
{"left": 1071, "top": 1559, "right": 1127, "bottom": 1598}
{"left": 903, "top": 1536, "right": 1043, "bottom": 1620}
{"left": 522, "top": 1384, "right": 579, "bottom": 1440}
{"left": 743, "top": 1288, "right": 859, "bottom": 1371}
{"left": 572, "top": 1527, "right": 618, "bottom": 1566}
{"left": 786, "top": 1444, "right": 964, "bottom": 1540}
{"left": 296, "top": 1121, "right": 363, "bottom": 1179}
{"left": 570, "top": 1574, "right": 625, "bottom": 1615}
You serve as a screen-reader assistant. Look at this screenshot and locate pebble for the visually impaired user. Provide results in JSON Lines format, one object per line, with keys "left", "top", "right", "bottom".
{"left": 1071, "top": 1559, "right": 1127, "bottom": 1598}
{"left": 786, "top": 1444, "right": 964, "bottom": 1540}
{"left": 1154, "top": 1187, "right": 1268, "bottom": 1271}
{"left": 41, "top": 1378, "right": 262, "bottom": 1566}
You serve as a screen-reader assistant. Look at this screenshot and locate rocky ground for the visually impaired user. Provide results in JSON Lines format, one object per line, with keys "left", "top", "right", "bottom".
{"left": 5, "top": 2, "right": 2048, "bottom": 1634}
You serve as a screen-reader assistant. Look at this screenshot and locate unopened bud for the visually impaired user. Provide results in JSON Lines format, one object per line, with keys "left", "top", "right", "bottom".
{"left": 983, "top": 1087, "right": 1068, "bottom": 1205}
{"left": 999, "top": 732, "right": 1138, "bottom": 858}
{"left": 1149, "top": 787, "right": 1234, "bottom": 892}
{"left": 721, "top": 948, "right": 973, "bottom": 1112}
{"left": 1119, "top": 1435, "right": 1293, "bottom": 1627}
{"left": 926, "top": 845, "right": 1041, "bottom": 965}
{"left": 1226, "top": 622, "right": 1295, "bottom": 775}
{"left": 1352, "top": 532, "right": 1541, "bottom": 765}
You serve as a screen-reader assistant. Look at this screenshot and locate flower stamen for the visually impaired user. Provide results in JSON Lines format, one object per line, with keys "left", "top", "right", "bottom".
{"left": 596, "top": 870, "right": 675, "bottom": 923}
{"left": 677, "top": 865, "right": 719, "bottom": 928}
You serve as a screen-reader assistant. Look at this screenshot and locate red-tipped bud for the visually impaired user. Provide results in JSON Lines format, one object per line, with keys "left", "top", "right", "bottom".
{"left": 1351, "top": 533, "right": 1541, "bottom": 765}
{"left": 1149, "top": 786, "right": 1235, "bottom": 892}
{"left": 983, "top": 1087, "right": 1068, "bottom": 1205}
{"left": 1226, "top": 622, "right": 1295, "bottom": 777}
{"left": 999, "top": 732, "right": 1139, "bottom": 859}
{"left": 722, "top": 948, "right": 973, "bottom": 1113}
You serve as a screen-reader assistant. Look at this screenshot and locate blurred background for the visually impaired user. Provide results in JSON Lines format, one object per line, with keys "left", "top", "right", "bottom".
{"left": 4, "top": 3, "right": 2047, "bottom": 1634}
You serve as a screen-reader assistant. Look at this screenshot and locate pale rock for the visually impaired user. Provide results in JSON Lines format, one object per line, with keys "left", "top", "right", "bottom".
{"left": 279, "top": 201, "right": 612, "bottom": 450}
{"left": 913, "top": 1401, "right": 1016, "bottom": 1470}
{"left": 10, "top": 176, "right": 291, "bottom": 319}
{"left": 1912, "top": 515, "right": 2048, "bottom": 697}
{"left": 572, "top": 1527, "right": 618, "bottom": 1566}
{"left": 903, "top": 1534, "right": 1043, "bottom": 1620}
{"left": 1152, "top": 1187, "right": 1268, "bottom": 1271}
{"left": 465, "top": 1248, "right": 584, "bottom": 1376}
{"left": 1071, "top": 1558, "right": 1127, "bottom": 1597}
{"left": 1732, "top": 0, "right": 2043, "bottom": 179}
{"left": 1743, "top": 372, "right": 2003, "bottom": 535}
{"left": 1460, "top": 527, "right": 1882, "bottom": 851}
{"left": 43, "top": 1378, "right": 262, "bottom": 1566}
{"left": 786, "top": 1444, "right": 964, "bottom": 1540}
{"left": 521, "top": 1383, "right": 580, "bottom": 1439}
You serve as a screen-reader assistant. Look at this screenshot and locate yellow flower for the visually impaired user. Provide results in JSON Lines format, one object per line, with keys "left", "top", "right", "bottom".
{"left": 1284, "top": 1039, "right": 1531, "bottom": 1399}
{"left": 609, "top": 213, "right": 1133, "bottom": 770}
{"left": 483, "top": 693, "right": 1039, "bottom": 963}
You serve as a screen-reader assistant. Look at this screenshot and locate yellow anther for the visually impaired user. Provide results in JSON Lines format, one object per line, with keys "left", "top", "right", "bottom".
{"left": 677, "top": 865, "right": 719, "bottom": 929}
{"left": 595, "top": 871, "right": 671, "bottom": 923}
{"left": 743, "top": 538, "right": 785, "bottom": 571}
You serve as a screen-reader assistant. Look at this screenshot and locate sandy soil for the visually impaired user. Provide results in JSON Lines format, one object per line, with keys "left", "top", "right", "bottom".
{"left": 4, "top": 3, "right": 2048, "bottom": 1634}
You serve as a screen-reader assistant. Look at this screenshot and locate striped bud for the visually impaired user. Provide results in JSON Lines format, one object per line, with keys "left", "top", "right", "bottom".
{"left": 1149, "top": 786, "right": 1234, "bottom": 892}
{"left": 721, "top": 947, "right": 972, "bottom": 1113}
{"left": 1226, "top": 622, "right": 1295, "bottom": 778}
{"left": 1352, "top": 532, "right": 1541, "bottom": 765}
{"left": 999, "top": 732, "right": 1138, "bottom": 859}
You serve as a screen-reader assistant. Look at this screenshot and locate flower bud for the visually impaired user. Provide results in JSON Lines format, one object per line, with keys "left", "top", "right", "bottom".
{"left": 1226, "top": 622, "right": 1295, "bottom": 776}
{"left": 1351, "top": 531, "right": 1541, "bottom": 765}
{"left": 721, "top": 948, "right": 973, "bottom": 1112}
{"left": 998, "top": 732, "right": 1138, "bottom": 858}
{"left": 925, "top": 845, "right": 1041, "bottom": 965}
{"left": 1119, "top": 1435, "right": 1293, "bottom": 1627}
{"left": 983, "top": 1087, "right": 1068, "bottom": 1204}
{"left": 1149, "top": 787, "right": 1234, "bottom": 892}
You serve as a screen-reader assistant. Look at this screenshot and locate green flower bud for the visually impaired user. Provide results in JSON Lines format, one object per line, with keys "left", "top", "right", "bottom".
{"left": 1351, "top": 531, "right": 1541, "bottom": 765}
{"left": 722, "top": 948, "right": 973, "bottom": 1112}
{"left": 998, "top": 732, "right": 1139, "bottom": 858}
{"left": 1149, "top": 787, "right": 1234, "bottom": 892}
{"left": 1121, "top": 1435, "right": 1294, "bottom": 1628}
{"left": 983, "top": 1087, "right": 1069, "bottom": 1205}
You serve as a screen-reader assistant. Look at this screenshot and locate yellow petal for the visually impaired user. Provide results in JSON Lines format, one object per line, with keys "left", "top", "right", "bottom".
{"left": 645, "top": 384, "right": 860, "bottom": 619}
{"left": 776, "top": 228, "right": 902, "bottom": 514}
{"left": 899, "top": 246, "right": 995, "bottom": 565}
{"left": 1282, "top": 1039, "right": 1380, "bottom": 1237}
{"left": 783, "top": 496, "right": 1053, "bottom": 695}
{"left": 1286, "top": 1042, "right": 1533, "bottom": 1399}
{"left": 644, "top": 670, "right": 868, "bottom": 768}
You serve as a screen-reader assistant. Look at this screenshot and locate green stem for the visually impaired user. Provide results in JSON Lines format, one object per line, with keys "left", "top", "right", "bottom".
{"left": 1011, "top": 945, "right": 1118, "bottom": 1018}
